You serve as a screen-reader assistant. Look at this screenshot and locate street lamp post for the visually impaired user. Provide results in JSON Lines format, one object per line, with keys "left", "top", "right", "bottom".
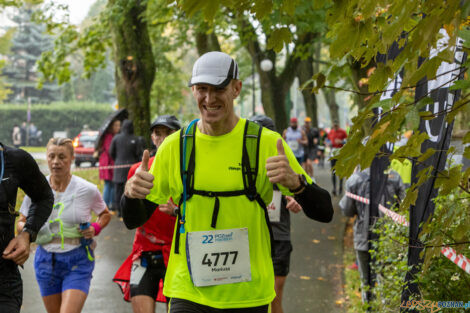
{"left": 252, "top": 57, "right": 274, "bottom": 117}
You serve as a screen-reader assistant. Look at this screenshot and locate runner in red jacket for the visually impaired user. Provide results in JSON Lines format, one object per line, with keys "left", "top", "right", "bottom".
{"left": 113, "top": 115, "right": 181, "bottom": 313}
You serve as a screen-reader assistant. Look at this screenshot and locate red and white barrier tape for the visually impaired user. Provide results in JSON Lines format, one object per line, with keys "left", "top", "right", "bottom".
{"left": 71, "top": 163, "right": 133, "bottom": 172}
{"left": 345, "top": 191, "right": 469, "bottom": 275}
{"left": 441, "top": 247, "right": 470, "bottom": 275}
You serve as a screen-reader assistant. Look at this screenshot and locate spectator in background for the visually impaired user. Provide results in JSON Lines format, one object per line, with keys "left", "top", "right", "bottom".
{"left": 99, "top": 119, "right": 121, "bottom": 212}
{"left": 339, "top": 167, "right": 405, "bottom": 303}
{"left": 327, "top": 120, "right": 347, "bottom": 196}
{"left": 12, "top": 125, "right": 22, "bottom": 148}
{"left": 28, "top": 123, "right": 38, "bottom": 146}
{"left": 110, "top": 120, "right": 143, "bottom": 217}
{"left": 20, "top": 122, "right": 27, "bottom": 146}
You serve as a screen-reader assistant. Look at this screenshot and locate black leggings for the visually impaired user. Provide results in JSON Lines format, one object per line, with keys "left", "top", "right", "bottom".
{"left": 169, "top": 298, "right": 269, "bottom": 313}
{"left": 330, "top": 159, "right": 343, "bottom": 192}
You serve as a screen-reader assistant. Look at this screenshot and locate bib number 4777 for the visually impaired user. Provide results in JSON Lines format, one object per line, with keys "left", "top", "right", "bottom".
{"left": 186, "top": 228, "right": 251, "bottom": 287}
{"left": 202, "top": 251, "right": 238, "bottom": 267}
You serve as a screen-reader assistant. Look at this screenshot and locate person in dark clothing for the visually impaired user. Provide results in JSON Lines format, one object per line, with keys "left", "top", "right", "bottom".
{"left": 20, "top": 122, "right": 27, "bottom": 147}
{"left": 110, "top": 120, "right": 143, "bottom": 217}
{"left": 250, "top": 115, "right": 303, "bottom": 313}
{"left": 301, "top": 117, "right": 319, "bottom": 177}
{"left": 0, "top": 143, "right": 54, "bottom": 313}
{"left": 339, "top": 168, "right": 405, "bottom": 303}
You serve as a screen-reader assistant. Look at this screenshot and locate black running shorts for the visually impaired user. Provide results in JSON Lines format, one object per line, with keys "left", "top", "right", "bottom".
{"left": 130, "top": 251, "right": 166, "bottom": 299}
{"left": 272, "top": 240, "right": 293, "bottom": 277}
{"left": 169, "top": 298, "right": 269, "bottom": 313}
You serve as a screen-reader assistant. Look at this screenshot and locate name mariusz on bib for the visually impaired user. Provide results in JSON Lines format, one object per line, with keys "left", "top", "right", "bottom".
{"left": 186, "top": 228, "right": 251, "bottom": 287}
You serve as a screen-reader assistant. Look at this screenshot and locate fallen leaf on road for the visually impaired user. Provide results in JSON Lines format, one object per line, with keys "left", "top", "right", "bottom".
{"left": 300, "top": 276, "right": 311, "bottom": 280}
{"left": 335, "top": 299, "right": 345, "bottom": 306}
{"left": 104, "top": 236, "right": 111, "bottom": 240}
{"left": 317, "top": 277, "right": 325, "bottom": 281}
{"left": 328, "top": 236, "right": 336, "bottom": 240}
{"left": 312, "top": 239, "right": 320, "bottom": 244}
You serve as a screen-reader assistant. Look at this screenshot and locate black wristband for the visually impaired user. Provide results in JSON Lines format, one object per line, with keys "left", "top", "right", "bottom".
{"left": 289, "top": 174, "right": 308, "bottom": 193}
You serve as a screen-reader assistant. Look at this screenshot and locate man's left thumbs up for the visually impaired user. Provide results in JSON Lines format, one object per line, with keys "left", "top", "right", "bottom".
{"left": 266, "top": 139, "right": 301, "bottom": 190}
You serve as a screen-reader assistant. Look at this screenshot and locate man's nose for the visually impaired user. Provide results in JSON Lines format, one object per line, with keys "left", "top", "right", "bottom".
{"left": 205, "top": 89, "right": 216, "bottom": 103}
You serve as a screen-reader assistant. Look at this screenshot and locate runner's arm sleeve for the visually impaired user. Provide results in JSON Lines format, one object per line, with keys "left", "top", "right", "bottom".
{"left": 17, "top": 150, "right": 53, "bottom": 232}
{"left": 121, "top": 195, "right": 157, "bottom": 229}
{"left": 294, "top": 182, "right": 333, "bottom": 222}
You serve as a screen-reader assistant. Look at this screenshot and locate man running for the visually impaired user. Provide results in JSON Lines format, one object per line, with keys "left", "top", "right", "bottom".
{"left": 327, "top": 120, "right": 347, "bottom": 196}
{"left": 283, "top": 117, "right": 307, "bottom": 166}
{"left": 114, "top": 115, "right": 181, "bottom": 313}
{"left": 0, "top": 143, "right": 53, "bottom": 313}
{"left": 122, "top": 51, "right": 333, "bottom": 312}
{"left": 301, "top": 117, "right": 319, "bottom": 177}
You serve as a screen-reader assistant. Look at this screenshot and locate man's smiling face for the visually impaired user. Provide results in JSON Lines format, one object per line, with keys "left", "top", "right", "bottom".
{"left": 192, "top": 80, "right": 241, "bottom": 127}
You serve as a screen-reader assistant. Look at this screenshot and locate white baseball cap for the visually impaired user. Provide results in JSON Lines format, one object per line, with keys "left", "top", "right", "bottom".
{"left": 188, "top": 51, "right": 239, "bottom": 88}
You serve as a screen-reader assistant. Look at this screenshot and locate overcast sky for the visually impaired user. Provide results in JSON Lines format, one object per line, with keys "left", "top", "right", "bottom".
{"left": 0, "top": 0, "right": 96, "bottom": 27}
{"left": 52, "top": 0, "right": 96, "bottom": 25}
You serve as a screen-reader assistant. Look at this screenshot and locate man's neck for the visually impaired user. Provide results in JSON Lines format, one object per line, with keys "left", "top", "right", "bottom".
{"left": 198, "top": 115, "right": 240, "bottom": 136}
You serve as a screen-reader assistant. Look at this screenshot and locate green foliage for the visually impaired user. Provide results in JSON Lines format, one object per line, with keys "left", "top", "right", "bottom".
{"left": 368, "top": 218, "right": 411, "bottom": 312}
{"left": 266, "top": 27, "right": 292, "bottom": 53}
{"left": 0, "top": 102, "right": 112, "bottom": 145}
{"left": 345, "top": 185, "right": 470, "bottom": 312}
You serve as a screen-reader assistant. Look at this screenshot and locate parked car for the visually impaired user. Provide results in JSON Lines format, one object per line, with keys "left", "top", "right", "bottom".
{"left": 73, "top": 131, "right": 99, "bottom": 167}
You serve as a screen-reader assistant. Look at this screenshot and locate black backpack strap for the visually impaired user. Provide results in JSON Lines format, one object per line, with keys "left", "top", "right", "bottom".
{"left": 242, "top": 121, "right": 262, "bottom": 201}
{"left": 242, "top": 121, "right": 274, "bottom": 257}
{"left": 255, "top": 194, "right": 275, "bottom": 257}
{"left": 175, "top": 123, "right": 197, "bottom": 254}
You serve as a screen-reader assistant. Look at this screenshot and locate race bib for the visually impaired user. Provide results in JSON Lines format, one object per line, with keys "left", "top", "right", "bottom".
{"left": 268, "top": 190, "right": 282, "bottom": 222}
{"left": 287, "top": 140, "right": 299, "bottom": 151}
{"left": 186, "top": 228, "right": 251, "bottom": 287}
{"left": 130, "top": 259, "right": 146, "bottom": 285}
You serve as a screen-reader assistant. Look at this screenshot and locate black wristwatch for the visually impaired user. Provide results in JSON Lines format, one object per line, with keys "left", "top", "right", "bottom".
{"left": 289, "top": 174, "right": 308, "bottom": 194}
{"left": 21, "top": 227, "right": 37, "bottom": 242}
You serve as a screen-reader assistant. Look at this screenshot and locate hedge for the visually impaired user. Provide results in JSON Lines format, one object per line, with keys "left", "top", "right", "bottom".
{"left": 0, "top": 102, "right": 113, "bottom": 145}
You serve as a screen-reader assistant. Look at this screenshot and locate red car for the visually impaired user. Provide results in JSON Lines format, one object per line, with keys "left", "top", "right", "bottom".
{"left": 73, "top": 131, "right": 99, "bottom": 167}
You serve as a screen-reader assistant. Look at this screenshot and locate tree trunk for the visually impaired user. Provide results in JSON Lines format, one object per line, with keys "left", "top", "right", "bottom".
{"left": 236, "top": 16, "right": 314, "bottom": 132}
{"left": 195, "top": 31, "right": 221, "bottom": 55}
{"left": 108, "top": 0, "right": 155, "bottom": 146}
{"left": 298, "top": 57, "right": 318, "bottom": 127}
{"left": 325, "top": 89, "right": 339, "bottom": 124}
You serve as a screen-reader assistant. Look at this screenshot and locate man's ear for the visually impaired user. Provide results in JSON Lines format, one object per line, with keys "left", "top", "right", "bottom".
{"left": 232, "top": 80, "right": 242, "bottom": 98}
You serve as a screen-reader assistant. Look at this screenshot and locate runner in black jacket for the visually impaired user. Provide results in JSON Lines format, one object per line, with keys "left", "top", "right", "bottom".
{"left": 0, "top": 143, "right": 53, "bottom": 313}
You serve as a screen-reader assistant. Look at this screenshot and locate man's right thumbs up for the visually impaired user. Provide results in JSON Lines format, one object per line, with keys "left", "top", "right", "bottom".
{"left": 140, "top": 149, "right": 150, "bottom": 172}
{"left": 276, "top": 138, "right": 286, "bottom": 156}
{"left": 124, "top": 150, "right": 154, "bottom": 199}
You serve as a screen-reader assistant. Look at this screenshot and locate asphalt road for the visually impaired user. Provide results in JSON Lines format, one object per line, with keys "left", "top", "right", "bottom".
{"left": 19, "top": 164, "right": 347, "bottom": 313}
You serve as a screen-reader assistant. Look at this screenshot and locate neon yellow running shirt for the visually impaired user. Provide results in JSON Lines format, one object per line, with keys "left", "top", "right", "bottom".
{"left": 147, "top": 118, "right": 312, "bottom": 309}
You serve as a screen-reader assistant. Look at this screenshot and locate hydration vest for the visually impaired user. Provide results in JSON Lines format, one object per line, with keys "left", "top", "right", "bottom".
{"left": 174, "top": 120, "right": 274, "bottom": 255}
